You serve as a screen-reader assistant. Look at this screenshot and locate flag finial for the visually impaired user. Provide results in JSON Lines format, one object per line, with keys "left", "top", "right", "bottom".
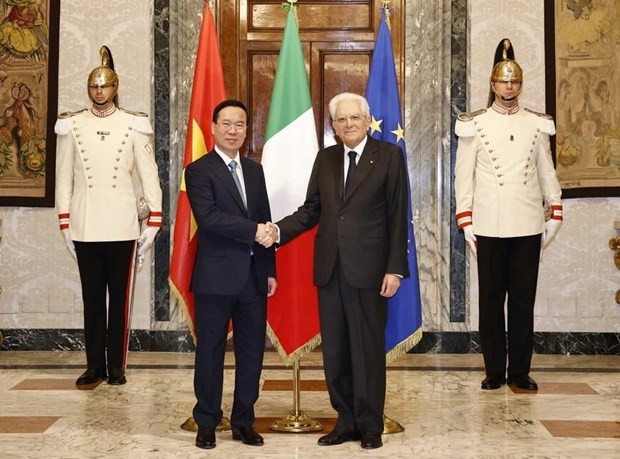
{"left": 282, "top": 0, "right": 299, "bottom": 23}
{"left": 380, "top": 0, "right": 393, "bottom": 31}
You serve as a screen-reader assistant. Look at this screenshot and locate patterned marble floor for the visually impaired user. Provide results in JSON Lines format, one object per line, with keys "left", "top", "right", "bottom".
{"left": 0, "top": 350, "right": 619, "bottom": 458}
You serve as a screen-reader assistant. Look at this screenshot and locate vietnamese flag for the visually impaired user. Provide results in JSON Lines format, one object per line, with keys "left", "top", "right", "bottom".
{"left": 169, "top": 3, "right": 226, "bottom": 337}
{"left": 262, "top": 9, "right": 320, "bottom": 363}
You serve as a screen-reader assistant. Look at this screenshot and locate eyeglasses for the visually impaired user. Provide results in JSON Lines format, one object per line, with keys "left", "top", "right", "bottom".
{"left": 334, "top": 114, "right": 366, "bottom": 125}
{"left": 217, "top": 121, "right": 247, "bottom": 132}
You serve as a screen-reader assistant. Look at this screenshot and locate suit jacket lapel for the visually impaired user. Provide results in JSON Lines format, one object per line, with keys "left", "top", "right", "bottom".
{"left": 334, "top": 145, "right": 345, "bottom": 201}
{"left": 211, "top": 151, "right": 248, "bottom": 215}
{"left": 240, "top": 157, "right": 256, "bottom": 216}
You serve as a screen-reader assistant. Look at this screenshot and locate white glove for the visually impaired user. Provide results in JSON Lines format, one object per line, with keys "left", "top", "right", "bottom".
{"left": 62, "top": 229, "right": 77, "bottom": 262}
{"left": 137, "top": 226, "right": 159, "bottom": 258}
{"left": 463, "top": 225, "right": 477, "bottom": 258}
{"left": 542, "top": 219, "right": 562, "bottom": 248}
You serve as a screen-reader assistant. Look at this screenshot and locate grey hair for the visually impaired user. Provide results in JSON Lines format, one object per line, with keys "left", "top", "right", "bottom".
{"left": 328, "top": 92, "right": 370, "bottom": 119}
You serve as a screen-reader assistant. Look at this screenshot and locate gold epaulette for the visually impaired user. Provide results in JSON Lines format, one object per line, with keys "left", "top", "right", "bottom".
{"left": 119, "top": 107, "right": 149, "bottom": 117}
{"left": 524, "top": 107, "right": 553, "bottom": 120}
{"left": 58, "top": 108, "right": 87, "bottom": 119}
{"left": 457, "top": 108, "right": 486, "bottom": 122}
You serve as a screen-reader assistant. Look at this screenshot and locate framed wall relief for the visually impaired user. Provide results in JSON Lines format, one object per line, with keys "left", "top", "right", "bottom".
{"left": 545, "top": 0, "right": 620, "bottom": 198}
{"left": 0, "top": 0, "right": 59, "bottom": 207}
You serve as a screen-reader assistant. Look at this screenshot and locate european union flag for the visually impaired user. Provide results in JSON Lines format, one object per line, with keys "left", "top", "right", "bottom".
{"left": 366, "top": 9, "right": 423, "bottom": 361}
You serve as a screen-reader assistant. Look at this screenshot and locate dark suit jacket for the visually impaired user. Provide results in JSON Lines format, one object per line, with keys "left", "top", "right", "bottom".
{"left": 185, "top": 150, "right": 276, "bottom": 296}
{"left": 277, "top": 135, "right": 409, "bottom": 289}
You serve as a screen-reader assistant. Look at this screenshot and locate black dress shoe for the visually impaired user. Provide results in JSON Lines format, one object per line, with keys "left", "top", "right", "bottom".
{"left": 317, "top": 429, "right": 361, "bottom": 446}
{"left": 481, "top": 376, "right": 505, "bottom": 390}
{"left": 196, "top": 427, "right": 216, "bottom": 449}
{"left": 75, "top": 368, "right": 106, "bottom": 386}
{"left": 232, "top": 426, "right": 263, "bottom": 446}
{"left": 360, "top": 432, "right": 383, "bottom": 449}
{"left": 107, "top": 368, "right": 127, "bottom": 385}
{"left": 507, "top": 375, "right": 538, "bottom": 391}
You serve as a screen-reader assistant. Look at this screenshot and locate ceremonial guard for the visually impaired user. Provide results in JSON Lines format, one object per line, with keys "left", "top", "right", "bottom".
{"left": 55, "top": 46, "right": 162, "bottom": 386}
{"left": 454, "top": 39, "right": 563, "bottom": 391}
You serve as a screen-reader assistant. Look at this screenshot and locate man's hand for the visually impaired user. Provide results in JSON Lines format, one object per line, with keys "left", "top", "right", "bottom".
{"left": 542, "top": 219, "right": 562, "bottom": 248}
{"left": 255, "top": 223, "right": 276, "bottom": 248}
{"left": 380, "top": 273, "right": 401, "bottom": 298}
{"left": 267, "top": 277, "right": 277, "bottom": 298}
{"left": 463, "top": 225, "right": 477, "bottom": 258}
{"left": 266, "top": 222, "right": 279, "bottom": 243}
{"left": 137, "top": 226, "right": 159, "bottom": 258}
{"left": 62, "top": 229, "right": 77, "bottom": 262}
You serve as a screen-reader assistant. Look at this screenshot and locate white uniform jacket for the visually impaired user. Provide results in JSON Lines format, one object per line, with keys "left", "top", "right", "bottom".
{"left": 454, "top": 106, "right": 562, "bottom": 238}
{"left": 55, "top": 108, "right": 162, "bottom": 241}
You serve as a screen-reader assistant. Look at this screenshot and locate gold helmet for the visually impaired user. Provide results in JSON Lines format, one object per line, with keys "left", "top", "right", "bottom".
{"left": 490, "top": 39, "right": 523, "bottom": 83}
{"left": 88, "top": 46, "right": 118, "bottom": 88}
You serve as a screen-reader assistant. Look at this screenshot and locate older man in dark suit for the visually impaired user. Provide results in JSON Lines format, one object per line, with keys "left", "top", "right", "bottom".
{"left": 185, "top": 99, "right": 277, "bottom": 450}
{"left": 271, "top": 92, "right": 409, "bottom": 449}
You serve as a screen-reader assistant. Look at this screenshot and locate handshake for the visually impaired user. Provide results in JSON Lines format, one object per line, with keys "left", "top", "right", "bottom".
{"left": 255, "top": 222, "right": 278, "bottom": 248}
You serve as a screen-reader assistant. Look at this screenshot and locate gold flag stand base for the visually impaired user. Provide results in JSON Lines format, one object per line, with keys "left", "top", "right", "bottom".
{"left": 383, "top": 414, "right": 404, "bottom": 434}
{"left": 269, "top": 359, "right": 323, "bottom": 433}
{"left": 180, "top": 416, "right": 231, "bottom": 432}
{"left": 270, "top": 410, "right": 323, "bottom": 433}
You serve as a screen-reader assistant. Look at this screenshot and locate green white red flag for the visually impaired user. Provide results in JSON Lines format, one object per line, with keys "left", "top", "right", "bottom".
{"left": 262, "top": 9, "right": 320, "bottom": 363}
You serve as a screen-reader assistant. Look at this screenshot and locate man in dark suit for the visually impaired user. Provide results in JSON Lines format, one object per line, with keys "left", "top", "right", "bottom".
{"left": 271, "top": 92, "right": 409, "bottom": 449}
{"left": 185, "top": 99, "right": 277, "bottom": 450}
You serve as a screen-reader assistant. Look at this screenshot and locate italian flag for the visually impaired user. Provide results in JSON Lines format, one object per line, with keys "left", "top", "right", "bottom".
{"left": 262, "top": 9, "right": 320, "bottom": 363}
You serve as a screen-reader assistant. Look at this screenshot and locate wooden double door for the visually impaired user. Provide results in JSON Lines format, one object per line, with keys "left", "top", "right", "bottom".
{"left": 215, "top": 0, "right": 405, "bottom": 162}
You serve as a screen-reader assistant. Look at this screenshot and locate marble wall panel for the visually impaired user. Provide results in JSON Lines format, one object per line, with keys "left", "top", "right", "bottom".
{"left": 153, "top": 0, "right": 171, "bottom": 322}
{"left": 162, "top": 0, "right": 204, "bottom": 331}
{"left": 405, "top": 0, "right": 467, "bottom": 334}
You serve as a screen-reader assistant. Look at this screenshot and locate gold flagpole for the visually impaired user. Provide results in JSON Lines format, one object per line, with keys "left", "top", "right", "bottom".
{"left": 270, "top": 359, "right": 322, "bottom": 432}
{"left": 379, "top": 0, "right": 404, "bottom": 435}
{"left": 269, "top": 0, "right": 320, "bottom": 432}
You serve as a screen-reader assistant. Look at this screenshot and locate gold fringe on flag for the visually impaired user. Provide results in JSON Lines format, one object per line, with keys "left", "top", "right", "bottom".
{"left": 169, "top": 280, "right": 197, "bottom": 345}
{"left": 266, "top": 324, "right": 322, "bottom": 366}
{"left": 386, "top": 327, "right": 423, "bottom": 364}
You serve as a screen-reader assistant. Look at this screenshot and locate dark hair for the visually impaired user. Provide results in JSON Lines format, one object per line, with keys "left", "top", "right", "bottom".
{"left": 212, "top": 99, "right": 249, "bottom": 123}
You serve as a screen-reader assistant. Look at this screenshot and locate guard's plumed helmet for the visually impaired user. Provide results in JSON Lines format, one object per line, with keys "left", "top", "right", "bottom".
{"left": 88, "top": 46, "right": 118, "bottom": 88}
{"left": 490, "top": 39, "right": 523, "bottom": 83}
